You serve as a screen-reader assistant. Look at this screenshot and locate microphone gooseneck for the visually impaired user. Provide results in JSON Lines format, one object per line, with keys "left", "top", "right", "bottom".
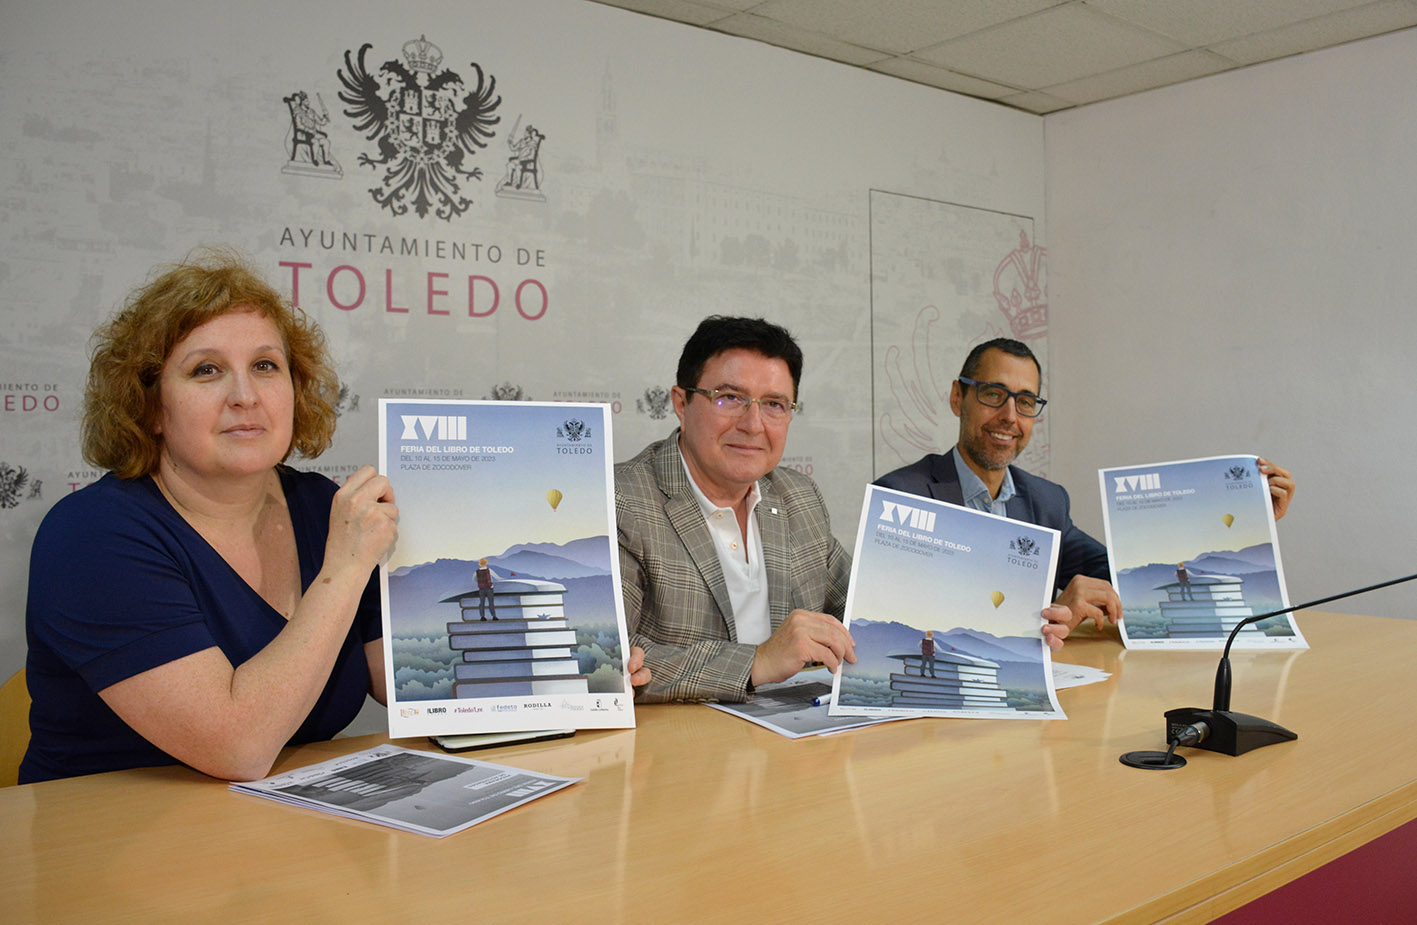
{"left": 1210, "top": 572, "right": 1417, "bottom": 712}
{"left": 1122, "top": 572, "right": 1417, "bottom": 769}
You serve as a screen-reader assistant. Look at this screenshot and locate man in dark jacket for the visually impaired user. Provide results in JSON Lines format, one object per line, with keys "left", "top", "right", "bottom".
{"left": 875, "top": 338, "right": 1295, "bottom": 631}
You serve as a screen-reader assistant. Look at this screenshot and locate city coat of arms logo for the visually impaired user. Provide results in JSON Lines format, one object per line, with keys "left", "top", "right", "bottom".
{"left": 484, "top": 382, "right": 532, "bottom": 401}
{"left": 0, "top": 461, "right": 40, "bottom": 509}
{"left": 337, "top": 35, "right": 502, "bottom": 220}
{"left": 636, "top": 386, "right": 671, "bottom": 420}
{"left": 557, "top": 420, "right": 591, "bottom": 442}
{"left": 637, "top": 385, "right": 668, "bottom": 419}
{"left": 1009, "top": 536, "right": 1039, "bottom": 557}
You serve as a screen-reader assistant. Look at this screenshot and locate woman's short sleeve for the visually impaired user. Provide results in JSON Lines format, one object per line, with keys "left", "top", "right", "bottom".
{"left": 28, "top": 481, "right": 220, "bottom": 693}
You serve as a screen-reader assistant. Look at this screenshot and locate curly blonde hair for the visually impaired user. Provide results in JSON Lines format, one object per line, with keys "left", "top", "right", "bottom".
{"left": 83, "top": 249, "right": 340, "bottom": 478}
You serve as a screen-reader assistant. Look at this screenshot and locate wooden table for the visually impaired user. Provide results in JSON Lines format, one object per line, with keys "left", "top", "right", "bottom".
{"left": 4, "top": 612, "right": 1415, "bottom": 923}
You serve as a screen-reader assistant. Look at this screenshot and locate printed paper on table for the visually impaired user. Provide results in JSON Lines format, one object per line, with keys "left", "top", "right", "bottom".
{"left": 705, "top": 668, "right": 906, "bottom": 738}
{"left": 1099, "top": 455, "right": 1305, "bottom": 650}
{"left": 830, "top": 485, "right": 1065, "bottom": 720}
{"left": 379, "top": 400, "right": 634, "bottom": 737}
{"left": 230, "top": 745, "right": 580, "bottom": 838}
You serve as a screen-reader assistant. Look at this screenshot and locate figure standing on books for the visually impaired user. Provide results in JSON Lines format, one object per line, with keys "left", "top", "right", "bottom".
{"left": 1176, "top": 563, "right": 1193, "bottom": 600}
{"left": 921, "top": 630, "right": 938, "bottom": 678}
{"left": 875, "top": 337, "right": 1297, "bottom": 635}
{"left": 476, "top": 557, "right": 498, "bottom": 620}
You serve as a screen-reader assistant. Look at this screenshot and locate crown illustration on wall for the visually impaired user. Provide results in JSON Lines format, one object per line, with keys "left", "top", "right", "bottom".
{"left": 993, "top": 230, "right": 1048, "bottom": 341}
{"left": 402, "top": 34, "right": 444, "bottom": 73}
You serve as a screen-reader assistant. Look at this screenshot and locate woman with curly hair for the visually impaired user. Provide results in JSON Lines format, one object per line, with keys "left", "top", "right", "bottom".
{"left": 20, "top": 250, "right": 399, "bottom": 783}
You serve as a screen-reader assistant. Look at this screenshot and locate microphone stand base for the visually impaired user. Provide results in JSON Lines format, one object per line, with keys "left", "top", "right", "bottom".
{"left": 1165, "top": 707, "right": 1298, "bottom": 757}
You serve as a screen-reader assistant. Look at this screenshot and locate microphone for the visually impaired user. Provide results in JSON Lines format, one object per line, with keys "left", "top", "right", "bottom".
{"left": 1121, "top": 572, "right": 1417, "bottom": 770}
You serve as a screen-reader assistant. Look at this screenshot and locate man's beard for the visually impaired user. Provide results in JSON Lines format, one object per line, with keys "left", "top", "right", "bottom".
{"left": 960, "top": 431, "right": 1022, "bottom": 471}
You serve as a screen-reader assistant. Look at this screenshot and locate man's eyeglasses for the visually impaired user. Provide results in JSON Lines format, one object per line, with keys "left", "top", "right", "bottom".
{"left": 957, "top": 377, "right": 1046, "bottom": 417}
{"left": 684, "top": 387, "right": 799, "bottom": 421}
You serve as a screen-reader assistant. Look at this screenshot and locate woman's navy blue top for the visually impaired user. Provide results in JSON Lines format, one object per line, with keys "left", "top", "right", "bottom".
{"left": 20, "top": 468, "right": 381, "bottom": 783}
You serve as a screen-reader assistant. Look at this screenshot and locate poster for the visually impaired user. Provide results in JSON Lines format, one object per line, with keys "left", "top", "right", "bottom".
{"left": 1099, "top": 455, "right": 1305, "bottom": 650}
{"left": 379, "top": 399, "right": 634, "bottom": 737}
{"left": 830, "top": 485, "right": 1065, "bottom": 720}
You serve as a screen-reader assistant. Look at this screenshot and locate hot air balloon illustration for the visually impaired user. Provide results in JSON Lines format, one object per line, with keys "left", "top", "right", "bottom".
{"left": 1222, "top": 513, "right": 1234, "bottom": 528}
{"left": 990, "top": 590, "right": 1005, "bottom": 609}
{"left": 546, "top": 488, "right": 563, "bottom": 511}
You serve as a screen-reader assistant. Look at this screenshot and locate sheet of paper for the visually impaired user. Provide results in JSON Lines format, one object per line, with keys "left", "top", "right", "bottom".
{"left": 705, "top": 669, "right": 908, "bottom": 738}
{"left": 379, "top": 400, "right": 635, "bottom": 737}
{"left": 230, "top": 745, "right": 580, "bottom": 838}
{"left": 830, "top": 485, "right": 1065, "bottom": 720}
{"left": 1099, "top": 455, "right": 1306, "bottom": 650}
{"left": 1050, "top": 663, "right": 1111, "bottom": 690}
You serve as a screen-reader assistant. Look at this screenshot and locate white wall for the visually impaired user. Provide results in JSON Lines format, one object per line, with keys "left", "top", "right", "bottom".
{"left": 1045, "top": 28, "right": 1417, "bottom": 620}
{"left": 0, "top": 0, "right": 1043, "bottom": 681}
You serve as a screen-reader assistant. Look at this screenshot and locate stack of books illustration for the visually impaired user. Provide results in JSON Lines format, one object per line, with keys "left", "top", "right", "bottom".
{"left": 440, "top": 578, "right": 591, "bottom": 698}
{"left": 1156, "top": 574, "right": 1263, "bottom": 638}
{"left": 887, "top": 652, "right": 1016, "bottom": 711}
{"left": 271, "top": 751, "right": 465, "bottom": 812}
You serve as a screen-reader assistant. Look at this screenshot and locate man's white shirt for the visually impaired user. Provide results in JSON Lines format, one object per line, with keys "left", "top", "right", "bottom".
{"left": 681, "top": 455, "right": 771, "bottom": 644}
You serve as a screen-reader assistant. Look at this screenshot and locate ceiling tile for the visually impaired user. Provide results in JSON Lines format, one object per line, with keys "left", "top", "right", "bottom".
{"left": 1043, "top": 48, "right": 1236, "bottom": 104}
{"left": 1084, "top": 0, "right": 1378, "bottom": 46}
{"left": 914, "top": 3, "right": 1189, "bottom": 89}
{"left": 589, "top": 0, "right": 738, "bottom": 27}
{"left": 751, "top": 0, "right": 1064, "bottom": 54}
{"left": 868, "top": 57, "right": 1021, "bottom": 98}
{"left": 1208, "top": 2, "right": 1417, "bottom": 64}
{"left": 585, "top": 0, "right": 1417, "bottom": 115}
{"left": 995, "top": 89, "right": 1075, "bottom": 114}
{"left": 711, "top": 12, "right": 894, "bottom": 66}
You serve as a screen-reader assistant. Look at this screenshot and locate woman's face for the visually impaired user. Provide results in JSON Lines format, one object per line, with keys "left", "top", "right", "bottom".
{"left": 154, "top": 308, "right": 294, "bottom": 482}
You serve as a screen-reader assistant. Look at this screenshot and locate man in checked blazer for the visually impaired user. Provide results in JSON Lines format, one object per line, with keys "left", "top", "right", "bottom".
{"left": 616, "top": 316, "right": 856, "bottom": 703}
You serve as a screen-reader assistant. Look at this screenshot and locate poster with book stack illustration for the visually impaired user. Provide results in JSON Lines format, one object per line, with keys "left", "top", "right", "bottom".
{"left": 829, "top": 485, "right": 1066, "bottom": 721}
{"left": 1099, "top": 455, "right": 1306, "bottom": 650}
{"left": 378, "top": 400, "right": 635, "bottom": 738}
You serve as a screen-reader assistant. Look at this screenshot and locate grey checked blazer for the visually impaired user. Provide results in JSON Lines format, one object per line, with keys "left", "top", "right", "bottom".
{"left": 616, "top": 432, "right": 851, "bottom": 703}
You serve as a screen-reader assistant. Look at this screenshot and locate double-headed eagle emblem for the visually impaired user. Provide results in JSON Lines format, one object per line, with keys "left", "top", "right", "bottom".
{"left": 0, "top": 462, "right": 35, "bottom": 509}
{"left": 558, "top": 420, "right": 591, "bottom": 442}
{"left": 1010, "top": 536, "right": 1039, "bottom": 557}
{"left": 337, "top": 35, "right": 502, "bottom": 219}
{"left": 637, "top": 386, "right": 672, "bottom": 420}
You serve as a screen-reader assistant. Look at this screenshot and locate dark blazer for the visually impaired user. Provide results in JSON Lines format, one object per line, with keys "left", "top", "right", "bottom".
{"left": 616, "top": 432, "right": 851, "bottom": 703}
{"left": 874, "top": 451, "right": 1110, "bottom": 593}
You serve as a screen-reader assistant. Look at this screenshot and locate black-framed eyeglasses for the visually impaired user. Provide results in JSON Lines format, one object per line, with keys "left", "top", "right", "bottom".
{"left": 684, "top": 387, "right": 799, "bottom": 421}
{"left": 957, "top": 376, "right": 1046, "bottom": 417}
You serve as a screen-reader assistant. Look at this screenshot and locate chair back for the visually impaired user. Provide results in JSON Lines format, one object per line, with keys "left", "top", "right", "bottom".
{"left": 0, "top": 668, "right": 31, "bottom": 787}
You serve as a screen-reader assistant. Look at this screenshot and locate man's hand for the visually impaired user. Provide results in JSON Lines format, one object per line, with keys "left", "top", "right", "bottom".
{"left": 1257, "top": 457, "right": 1295, "bottom": 521}
{"left": 1041, "top": 605, "right": 1072, "bottom": 651}
{"left": 1055, "top": 575, "right": 1122, "bottom": 632}
{"left": 750, "top": 609, "right": 856, "bottom": 688}
{"left": 627, "top": 646, "right": 651, "bottom": 688}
